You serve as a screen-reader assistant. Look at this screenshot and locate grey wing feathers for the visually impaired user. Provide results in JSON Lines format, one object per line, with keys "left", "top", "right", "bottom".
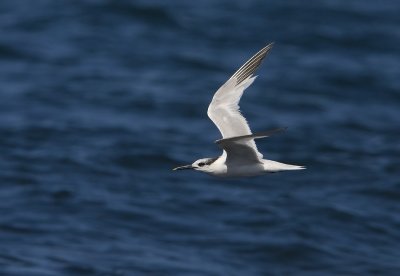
{"left": 216, "top": 127, "right": 286, "bottom": 145}
{"left": 219, "top": 142, "right": 261, "bottom": 163}
{"left": 231, "top": 43, "right": 274, "bottom": 85}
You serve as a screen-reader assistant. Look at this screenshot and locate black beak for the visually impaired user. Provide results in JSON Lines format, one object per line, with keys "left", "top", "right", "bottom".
{"left": 173, "top": 164, "right": 194, "bottom": 171}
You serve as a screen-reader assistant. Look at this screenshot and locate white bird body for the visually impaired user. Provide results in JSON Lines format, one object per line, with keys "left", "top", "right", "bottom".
{"left": 173, "top": 43, "right": 305, "bottom": 177}
{"left": 199, "top": 153, "right": 304, "bottom": 178}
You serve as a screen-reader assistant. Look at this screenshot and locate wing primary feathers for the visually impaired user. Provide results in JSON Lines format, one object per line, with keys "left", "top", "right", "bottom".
{"left": 231, "top": 43, "right": 274, "bottom": 85}
{"left": 215, "top": 127, "right": 286, "bottom": 145}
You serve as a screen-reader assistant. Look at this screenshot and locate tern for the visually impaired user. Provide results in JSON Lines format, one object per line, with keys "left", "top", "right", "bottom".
{"left": 173, "top": 43, "right": 305, "bottom": 177}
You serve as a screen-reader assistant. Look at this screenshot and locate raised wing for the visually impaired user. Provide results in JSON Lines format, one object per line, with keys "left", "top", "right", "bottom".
{"left": 207, "top": 43, "right": 274, "bottom": 159}
{"left": 207, "top": 43, "right": 273, "bottom": 139}
{"left": 215, "top": 128, "right": 286, "bottom": 164}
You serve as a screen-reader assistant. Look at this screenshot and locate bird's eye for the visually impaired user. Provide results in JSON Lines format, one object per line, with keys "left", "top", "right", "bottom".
{"left": 198, "top": 162, "right": 205, "bottom": 167}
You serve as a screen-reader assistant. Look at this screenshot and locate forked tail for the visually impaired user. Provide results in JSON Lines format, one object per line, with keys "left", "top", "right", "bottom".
{"left": 263, "top": 160, "right": 306, "bottom": 172}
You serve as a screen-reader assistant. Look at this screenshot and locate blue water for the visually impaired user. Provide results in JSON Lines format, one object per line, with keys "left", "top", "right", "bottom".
{"left": 1, "top": 0, "right": 399, "bottom": 275}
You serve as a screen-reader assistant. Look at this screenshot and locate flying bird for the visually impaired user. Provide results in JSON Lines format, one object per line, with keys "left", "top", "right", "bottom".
{"left": 173, "top": 43, "right": 305, "bottom": 177}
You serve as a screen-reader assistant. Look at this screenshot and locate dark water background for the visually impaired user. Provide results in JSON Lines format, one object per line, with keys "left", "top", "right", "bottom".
{"left": 1, "top": 0, "right": 399, "bottom": 275}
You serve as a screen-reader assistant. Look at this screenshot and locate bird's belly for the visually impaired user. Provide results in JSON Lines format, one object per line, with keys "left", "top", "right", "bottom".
{"left": 213, "top": 163, "right": 265, "bottom": 177}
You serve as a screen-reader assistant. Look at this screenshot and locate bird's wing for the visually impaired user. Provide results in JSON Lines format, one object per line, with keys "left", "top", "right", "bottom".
{"left": 216, "top": 127, "right": 286, "bottom": 144}
{"left": 207, "top": 43, "right": 274, "bottom": 159}
{"left": 215, "top": 128, "right": 286, "bottom": 164}
{"left": 207, "top": 43, "right": 273, "bottom": 139}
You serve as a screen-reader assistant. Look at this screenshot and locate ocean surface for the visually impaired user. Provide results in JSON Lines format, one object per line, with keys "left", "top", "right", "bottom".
{"left": 1, "top": 0, "right": 399, "bottom": 275}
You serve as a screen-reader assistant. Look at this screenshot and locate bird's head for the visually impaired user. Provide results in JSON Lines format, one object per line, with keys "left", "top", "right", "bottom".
{"left": 173, "top": 157, "right": 218, "bottom": 173}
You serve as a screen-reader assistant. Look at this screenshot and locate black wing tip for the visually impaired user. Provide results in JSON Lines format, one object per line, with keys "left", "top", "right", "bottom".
{"left": 214, "top": 127, "right": 287, "bottom": 145}
{"left": 257, "top": 127, "right": 287, "bottom": 136}
{"left": 232, "top": 42, "right": 275, "bottom": 85}
{"left": 258, "top": 42, "right": 275, "bottom": 56}
{"left": 263, "top": 42, "right": 275, "bottom": 50}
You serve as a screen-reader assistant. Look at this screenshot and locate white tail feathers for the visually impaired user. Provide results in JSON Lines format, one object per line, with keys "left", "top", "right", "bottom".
{"left": 262, "top": 160, "right": 306, "bottom": 172}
